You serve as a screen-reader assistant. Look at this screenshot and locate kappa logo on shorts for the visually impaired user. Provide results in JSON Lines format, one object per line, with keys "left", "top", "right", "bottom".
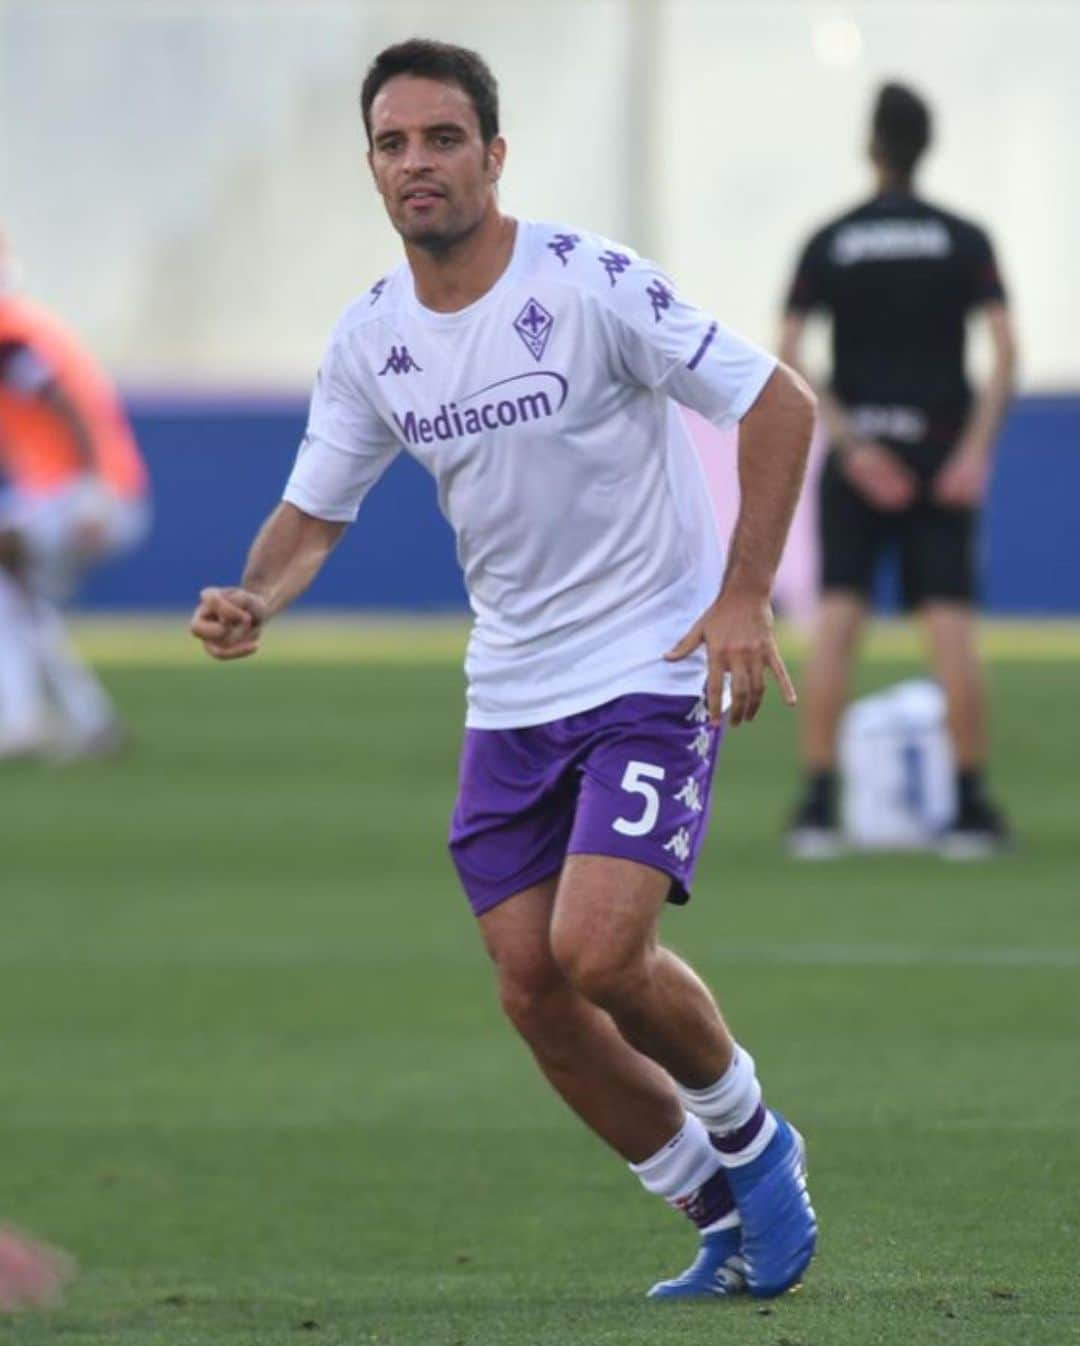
{"left": 675, "top": 777, "right": 704, "bottom": 813}
{"left": 689, "top": 727, "right": 712, "bottom": 762}
{"left": 663, "top": 827, "right": 692, "bottom": 862}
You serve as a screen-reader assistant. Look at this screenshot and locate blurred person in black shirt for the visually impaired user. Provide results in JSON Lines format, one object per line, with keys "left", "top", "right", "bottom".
{"left": 780, "top": 82, "right": 1017, "bottom": 857}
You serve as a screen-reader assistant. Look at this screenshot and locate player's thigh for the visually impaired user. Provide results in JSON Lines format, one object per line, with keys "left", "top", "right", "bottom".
{"left": 900, "top": 502, "right": 977, "bottom": 610}
{"left": 552, "top": 692, "right": 721, "bottom": 961}
{"left": 811, "top": 590, "right": 869, "bottom": 659}
{"left": 819, "top": 451, "right": 887, "bottom": 597}
{"left": 552, "top": 853, "right": 670, "bottom": 981}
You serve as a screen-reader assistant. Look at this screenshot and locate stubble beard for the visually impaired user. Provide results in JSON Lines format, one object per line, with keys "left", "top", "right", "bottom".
{"left": 396, "top": 201, "right": 485, "bottom": 257}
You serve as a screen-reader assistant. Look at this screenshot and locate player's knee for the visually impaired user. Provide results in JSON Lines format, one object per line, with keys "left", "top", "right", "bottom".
{"left": 496, "top": 964, "right": 567, "bottom": 1039}
{"left": 551, "top": 932, "right": 649, "bottom": 1012}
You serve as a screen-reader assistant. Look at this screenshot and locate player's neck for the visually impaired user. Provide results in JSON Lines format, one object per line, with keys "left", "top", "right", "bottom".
{"left": 874, "top": 170, "right": 915, "bottom": 198}
{"left": 405, "top": 209, "right": 518, "bottom": 314}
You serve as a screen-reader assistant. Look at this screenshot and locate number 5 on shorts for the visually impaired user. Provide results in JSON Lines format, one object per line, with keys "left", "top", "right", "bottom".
{"left": 613, "top": 760, "right": 666, "bottom": 836}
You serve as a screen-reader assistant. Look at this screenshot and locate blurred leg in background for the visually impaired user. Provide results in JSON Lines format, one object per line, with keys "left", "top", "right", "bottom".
{"left": 0, "top": 534, "right": 49, "bottom": 757}
{"left": 0, "top": 485, "right": 148, "bottom": 760}
{"left": 787, "top": 592, "right": 868, "bottom": 855}
{"left": 922, "top": 600, "right": 1011, "bottom": 855}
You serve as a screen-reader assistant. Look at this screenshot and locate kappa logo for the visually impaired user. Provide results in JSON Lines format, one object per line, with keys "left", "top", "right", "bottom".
{"left": 379, "top": 345, "right": 423, "bottom": 376}
{"left": 599, "top": 250, "right": 632, "bottom": 286}
{"left": 646, "top": 279, "right": 674, "bottom": 322}
{"left": 513, "top": 297, "right": 554, "bottom": 362}
{"left": 547, "top": 233, "right": 581, "bottom": 266}
{"left": 675, "top": 777, "right": 704, "bottom": 814}
{"left": 663, "top": 827, "right": 692, "bottom": 863}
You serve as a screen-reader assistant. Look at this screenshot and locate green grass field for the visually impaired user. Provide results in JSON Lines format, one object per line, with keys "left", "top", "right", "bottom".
{"left": 2, "top": 619, "right": 1078, "bottom": 1345}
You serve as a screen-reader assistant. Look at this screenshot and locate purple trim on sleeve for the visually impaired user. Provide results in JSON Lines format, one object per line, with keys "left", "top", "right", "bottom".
{"left": 687, "top": 322, "right": 718, "bottom": 371}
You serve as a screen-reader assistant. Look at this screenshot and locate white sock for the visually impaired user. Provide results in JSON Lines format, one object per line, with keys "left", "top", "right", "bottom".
{"left": 631, "top": 1113, "right": 740, "bottom": 1231}
{"left": 677, "top": 1045, "right": 777, "bottom": 1166}
{"left": 0, "top": 570, "right": 48, "bottom": 742}
{"left": 630, "top": 1112, "right": 722, "bottom": 1200}
{"left": 30, "top": 597, "right": 116, "bottom": 738}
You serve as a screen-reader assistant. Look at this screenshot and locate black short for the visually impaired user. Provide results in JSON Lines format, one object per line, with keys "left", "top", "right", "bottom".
{"left": 819, "top": 451, "right": 978, "bottom": 609}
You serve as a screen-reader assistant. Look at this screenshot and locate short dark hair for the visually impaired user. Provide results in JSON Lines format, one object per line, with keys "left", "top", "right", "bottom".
{"left": 360, "top": 39, "right": 500, "bottom": 145}
{"left": 872, "top": 81, "right": 932, "bottom": 176}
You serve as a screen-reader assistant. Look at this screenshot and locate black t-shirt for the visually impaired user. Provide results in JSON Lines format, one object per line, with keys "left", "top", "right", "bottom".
{"left": 785, "top": 193, "right": 1006, "bottom": 450}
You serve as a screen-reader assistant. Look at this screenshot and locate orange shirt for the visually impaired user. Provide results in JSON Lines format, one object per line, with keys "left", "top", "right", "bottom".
{"left": 0, "top": 296, "right": 147, "bottom": 498}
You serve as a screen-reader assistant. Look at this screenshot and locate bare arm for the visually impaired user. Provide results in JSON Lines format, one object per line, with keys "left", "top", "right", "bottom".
{"left": 724, "top": 363, "right": 815, "bottom": 596}
{"left": 934, "top": 303, "right": 1017, "bottom": 506}
{"left": 666, "top": 364, "right": 815, "bottom": 726}
{"left": 190, "top": 502, "right": 346, "bottom": 659}
{"left": 241, "top": 501, "right": 346, "bottom": 617}
{"left": 779, "top": 312, "right": 852, "bottom": 450}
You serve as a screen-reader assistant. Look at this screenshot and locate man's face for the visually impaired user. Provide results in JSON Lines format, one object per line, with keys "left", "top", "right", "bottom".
{"left": 367, "top": 75, "right": 504, "bottom": 251}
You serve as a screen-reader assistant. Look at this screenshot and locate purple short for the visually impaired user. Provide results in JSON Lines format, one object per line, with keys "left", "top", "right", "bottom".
{"left": 449, "top": 692, "right": 724, "bottom": 917}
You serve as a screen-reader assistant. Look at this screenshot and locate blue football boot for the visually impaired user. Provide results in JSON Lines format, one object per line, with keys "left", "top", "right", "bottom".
{"left": 724, "top": 1112, "right": 816, "bottom": 1298}
{"left": 646, "top": 1224, "right": 748, "bottom": 1300}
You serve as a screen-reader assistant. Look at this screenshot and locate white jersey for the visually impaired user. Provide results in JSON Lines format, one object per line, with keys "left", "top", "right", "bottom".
{"left": 284, "top": 220, "right": 776, "bottom": 728}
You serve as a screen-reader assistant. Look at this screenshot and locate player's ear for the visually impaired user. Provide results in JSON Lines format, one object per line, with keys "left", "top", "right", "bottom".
{"left": 486, "top": 136, "right": 507, "bottom": 184}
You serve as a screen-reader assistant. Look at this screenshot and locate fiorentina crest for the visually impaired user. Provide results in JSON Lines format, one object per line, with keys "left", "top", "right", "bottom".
{"left": 513, "top": 297, "right": 553, "bottom": 362}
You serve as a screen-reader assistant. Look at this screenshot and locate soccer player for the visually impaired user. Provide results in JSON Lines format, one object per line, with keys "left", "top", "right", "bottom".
{"left": 781, "top": 83, "right": 1017, "bottom": 858}
{"left": 0, "top": 233, "right": 150, "bottom": 760}
{"left": 191, "top": 40, "right": 817, "bottom": 1299}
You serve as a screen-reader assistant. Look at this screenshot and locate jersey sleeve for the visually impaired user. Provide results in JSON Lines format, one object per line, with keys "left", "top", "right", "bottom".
{"left": 283, "top": 327, "right": 400, "bottom": 524}
{"left": 964, "top": 226, "right": 1008, "bottom": 310}
{"left": 783, "top": 230, "right": 832, "bottom": 315}
{"left": 592, "top": 254, "right": 777, "bottom": 428}
{"left": 0, "top": 340, "right": 55, "bottom": 396}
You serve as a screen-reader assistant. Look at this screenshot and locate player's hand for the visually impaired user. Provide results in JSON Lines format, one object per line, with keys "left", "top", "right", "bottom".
{"left": 190, "top": 586, "right": 268, "bottom": 660}
{"left": 840, "top": 440, "right": 917, "bottom": 511}
{"left": 665, "top": 590, "right": 796, "bottom": 728}
{"left": 0, "top": 1226, "right": 76, "bottom": 1313}
{"left": 931, "top": 443, "right": 990, "bottom": 508}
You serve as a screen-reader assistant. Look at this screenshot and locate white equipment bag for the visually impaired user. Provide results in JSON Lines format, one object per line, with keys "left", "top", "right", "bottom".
{"left": 839, "top": 679, "right": 956, "bottom": 850}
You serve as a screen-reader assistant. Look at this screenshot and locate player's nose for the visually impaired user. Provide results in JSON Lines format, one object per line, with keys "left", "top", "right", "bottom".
{"left": 399, "top": 138, "right": 437, "bottom": 175}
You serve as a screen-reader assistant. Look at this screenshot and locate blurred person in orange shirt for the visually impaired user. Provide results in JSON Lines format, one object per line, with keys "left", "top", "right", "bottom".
{"left": 0, "top": 232, "right": 150, "bottom": 759}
